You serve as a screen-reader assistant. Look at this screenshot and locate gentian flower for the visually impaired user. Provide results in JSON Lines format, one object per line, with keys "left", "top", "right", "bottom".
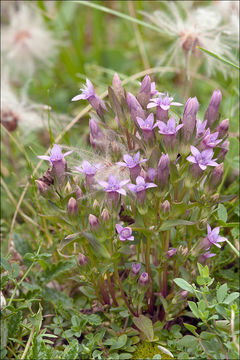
{"left": 137, "top": 75, "right": 151, "bottom": 108}
{"left": 128, "top": 176, "right": 157, "bottom": 203}
{"left": 139, "top": 272, "right": 149, "bottom": 285}
{"left": 157, "top": 154, "right": 170, "bottom": 188}
{"left": 218, "top": 139, "right": 229, "bottom": 160}
{"left": 97, "top": 175, "right": 129, "bottom": 203}
{"left": 167, "top": 248, "right": 177, "bottom": 258}
{"left": 204, "top": 89, "right": 222, "bottom": 127}
{"left": 126, "top": 92, "right": 145, "bottom": 125}
{"left": 157, "top": 117, "right": 183, "bottom": 149}
{"left": 199, "top": 128, "right": 221, "bottom": 150}
{"left": 72, "top": 79, "right": 107, "bottom": 116}
{"left": 196, "top": 119, "right": 207, "bottom": 138}
{"left": 116, "top": 224, "right": 134, "bottom": 241}
{"left": 116, "top": 152, "right": 147, "bottom": 180}
{"left": 217, "top": 118, "right": 229, "bottom": 138}
{"left": 38, "top": 144, "right": 73, "bottom": 185}
{"left": 147, "top": 93, "right": 182, "bottom": 122}
{"left": 75, "top": 160, "right": 102, "bottom": 186}
{"left": 136, "top": 113, "right": 158, "bottom": 142}
{"left": 208, "top": 163, "right": 224, "bottom": 190}
{"left": 198, "top": 251, "right": 216, "bottom": 264}
{"left": 89, "top": 118, "right": 106, "bottom": 150}
{"left": 131, "top": 263, "right": 141, "bottom": 275}
{"left": 186, "top": 146, "right": 218, "bottom": 170}
{"left": 200, "top": 224, "right": 226, "bottom": 250}
{"left": 182, "top": 97, "right": 199, "bottom": 143}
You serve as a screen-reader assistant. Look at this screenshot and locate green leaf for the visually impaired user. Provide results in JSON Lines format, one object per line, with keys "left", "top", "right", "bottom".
{"left": 188, "top": 301, "right": 200, "bottom": 319}
{"left": 183, "top": 323, "right": 198, "bottom": 336}
{"left": 173, "top": 278, "right": 194, "bottom": 293}
{"left": 30, "top": 335, "right": 46, "bottom": 360}
{"left": 7, "top": 311, "right": 22, "bottom": 338}
{"left": 226, "top": 137, "right": 240, "bottom": 169}
{"left": 62, "top": 339, "right": 79, "bottom": 359}
{"left": 218, "top": 204, "right": 228, "bottom": 223}
{"left": 178, "top": 335, "right": 198, "bottom": 348}
{"left": 0, "top": 257, "right": 12, "bottom": 273}
{"left": 0, "top": 319, "right": 8, "bottom": 350}
{"left": 13, "top": 233, "right": 33, "bottom": 265}
{"left": 87, "top": 314, "right": 102, "bottom": 326}
{"left": 80, "top": 286, "right": 96, "bottom": 299}
{"left": 159, "top": 220, "right": 194, "bottom": 231}
{"left": 217, "top": 283, "right": 228, "bottom": 303}
{"left": 223, "top": 292, "right": 239, "bottom": 305}
{"left": 41, "top": 260, "right": 75, "bottom": 283}
{"left": 110, "top": 334, "right": 128, "bottom": 350}
{"left": 198, "top": 47, "right": 240, "bottom": 70}
{"left": 132, "top": 315, "right": 154, "bottom": 341}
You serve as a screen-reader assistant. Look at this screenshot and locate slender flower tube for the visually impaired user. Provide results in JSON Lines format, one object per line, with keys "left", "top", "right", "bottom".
{"left": 208, "top": 163, "right": 224, "bottom": 189}
{"left": 112, "top": 73, "right": 124, "bottom": 101}
{"left": 148, "top": 93, "right": 182, "bottom": 122}
{"left": 116, "top": 152, "right": 147, "bottom": 180}
{"left": 116, "top": 224, "right": 134, "bottom": 241}
{"left": 126, "top": 92, "right": 145, "bottom": 125}
{"left": 156, "top": 154, "right": 170, "bottom": 188}
{"left": 218, "top": 140, "right": 229, "bottom": 160}
{"left": 182, "top": 96, "right": 199, "bottom": 143}
{"left": 204, "top": 89, "right": 222, "bottom": 127}
{"left": 217, "top": 118, "right": 229, "bottom": 138}
{"left": 89, "top": 118, "right": 105, "bottom": 150}
{"left": 67, "top": 197, "right": 78, "bottom": 216}
{"left": 137, "top": 75, "right": 151, "bottom": 108}
{"left": 89, "top": 214, "right": 100, "bottom": 230}
{"left": 72, "top": 78, "right": 107, "bottom": 116}
{"left": 38, "top": 144, "right": 73, "bottom": 186}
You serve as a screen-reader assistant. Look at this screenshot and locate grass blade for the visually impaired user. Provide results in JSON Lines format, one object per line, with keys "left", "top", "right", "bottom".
{"left": 198, "top": 47, "right": 240, "bottom": 70}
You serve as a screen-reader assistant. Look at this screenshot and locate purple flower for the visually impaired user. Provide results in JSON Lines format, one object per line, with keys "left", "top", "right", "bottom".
{"left": 112, "top": 73, "right": 124, "bottom": 100}
{"left": 38, "top": 144, "right": 73, "bottom": 186}
{"left": 148, "top": 167, "right": 156, "bottom": 182}
{"left": 38, "top": 144, "right": 73, "bottom": 164}
{"left": 196, "top": 119, "right": 207, "bottom": 138}
{"left": 131, "top": 263, "right": 141, "bottom": 275}
{"left": 217, "top": 118, "right": 229, "bottom": 138}
{"left": 150, "top": 82, "right": 159, "bottom": 97}
{"left": 200, "top": 224, "right": 226, "bottom": 250}
{"left": 116, "top": 152, "right": 147, "bottom": 180}
{"left": 89, "top": 118, "right": 105, "bottom": 150}
{"left": 200, "top": 129, "right": 221, "bottom": 150}
{"left": 136, "top": 113, "right": 157, "bottom": 142}
{"left": 137, "top": 75, "right": 151, "bottom": 108}
{"left": 182, "top": 97, "right": 199, "bottom": 143}
{"left": 198, "top": 251, "right": 216, "bottom": 264}
{"left": 139, "top": 272, "right": 149, "bottom": 285}
{"left": 98, "top": 175, "right": 129, "bottom": 203}
{"left": 116, "top": 224, "right": 134, "bottom": 241}
{"left": 72, "top": 79, "right": 107, "bottom": 116}
{"left": 204, "top": 89, "right": 222, "bottom": 127}
{"left": 208, "top": 163, "right": 224, "bottom": 189}
{"left": 147, "top": 94, "right": 182, "bottom": 122}
{"left": 126, "top": 92, "right": 145, "bottom": 125}
{"left": 218, "top": 140, "right": 229, "bottom": 160}
{"left": 166, "top": 248, "right": 177, "bottom": 258}
{"left": 186, "top": 146, "right": 218, "bottom": 170}
{"left": 75, "top": 160, "right": 102, "bottom": 186}
{"left": 128, "top": 176, "right": 157, "bottom": 202}
{"left": 157, "top": 117, "right": 183, "bottom": 135}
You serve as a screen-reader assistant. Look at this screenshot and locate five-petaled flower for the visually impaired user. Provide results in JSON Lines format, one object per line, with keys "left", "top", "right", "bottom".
{"left": 116, "top": 152, "right": 147, "bottom": 180}
{"left": 147, "top": 93, "right": 182, "bottom": 122}
{"left": 200, "top": 128, "right": 222, "bottom": 149}
{"left": 38, "top": 144, "right": 73, "bottom": 164}
{"left": 200, "top": 224, "right": 226, "bottom": 250}
{"left": 75, "top": 160, "right": 102, "bottom": 176}
{"left": 157, "top": 117, "right": 183, "bottom": 135}
{"left": 98, "top": 175, "right": 129, "bottom": 203}
{"left": 131, "top": 263, "right": 141, "bottom": 275}
{"left": 128, "top": 176, "right": 157, "bottom": 202}
{"left": 196, "top": 119, "right": 207, "bottom": 138}
{"left": 116, "top": 224, "right": 134, "bottom": 241}
{"left": 186, "top": 145, "right": 218, "bottom": 170}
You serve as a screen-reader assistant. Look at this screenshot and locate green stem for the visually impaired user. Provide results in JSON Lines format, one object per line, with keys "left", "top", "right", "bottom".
{"left": 163, "top": 231, "right": 170, "bottom": 298}
{"left": 20, "top": 326, "right": 35, "bottom": 360}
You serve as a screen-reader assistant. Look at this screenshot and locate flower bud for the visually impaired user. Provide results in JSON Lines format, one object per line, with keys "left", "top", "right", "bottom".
{"left": 35, "top": 180, "right": 50, "bottom": 195}
{"left": 89, "top": 214, "right": 99, "bottom": 230}
{"left": 89, "top": 118, "right": 105, "bottom": 150}
{"left": 131, "top": 263, "right": 141, "bottom": 276}
{"left": 101, "top": 208, "right": 110, "bottom": 222}
{"left": 217, "top": 118, "right": 229, "bottom": 138}
{"left": 67, "top": 197, "right": 78, "bottom": 215}
{"left": 166, "top": 248, "right": 177, "bottom": 258}
{"left": 78, "top": 253, "right": 88, "bottom": 266}
{"left": 75, "top": 186, "right": 83, "bottom": 200}
{"left": 218, "top": 140, "right": 229, "bottom": 160}
{"left": 204, "top": 89, "right": 222, "bottom": 127}
{"left": 112, "top": 73, "right": 124, "bottom": 100}
{"left": 93, "top": 199, "right": 99, "bottom": 209}
{"left": 161, "top": 200, "right": 171, "bottom": 214}
{"left": 126, "top": 92, "right": 145, "bottom": 125}
{"left": 111, "top": 141, "right": 120, "bottom": 154}
{"left": 208, "top": 163, "right": 223, "bottom": 189}
{"left": 182, "top": 96, "right": 199, "bottom": 142}
{"left": 139, "top": 272, "right": 149, "bottom": 286}
{"left": 157, "top": 154, "right": 170, "bottom": 188}
{"left": 180, "top": 290, "right": 188, "bottom": 299}
{"left": 137, "top": 75, "right": 151, "bottom": 108}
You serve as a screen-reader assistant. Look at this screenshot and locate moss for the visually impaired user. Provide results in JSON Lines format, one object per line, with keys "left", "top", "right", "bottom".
{"left": 133, "top": 341, "right": 173, "bottom": 359}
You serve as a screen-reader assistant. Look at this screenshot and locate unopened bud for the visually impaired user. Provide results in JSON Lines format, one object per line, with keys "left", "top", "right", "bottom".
{"left": 137, "top": 75, "right": 151, "bottom": 108}
{"left": 93, "top": 199, "right": 99, "bottom": 209}
{"left": 35, "top": 180, "right": 50, "bottom": 195}
{"left": 208, "top": 163, "right": 223, "bottom": 189}
{"left": 161, "top": 200, "right": 171, "bottom": 214}
{"left": 89, "top": 214, "right": 99, "bottom": 230}
{"left": 139, "top": 272, "right": 149, "bottom": 286}
{"left": 75, "top": 186, "right": 83, "bottom": 200}
{"left": 166, "top": 248, "right": 177, "bottom": 258}
{"left": 78, "top": 253, "right": 88, "bottom": 266}
{"left": 204, "top": 89, "right": 222, "bottom": 127}
{"left": 67, "top": 197, "right": 78, "bottom": 215}
{"left": 182, "top": 96, "right": 199, "bottom": 142}
{"left": 101, "top": 208, "right": 110, "bottom": 222}
{"left": 211, "top": 193, "right": 220, "bottom": 203}
{"left": 218, "top": 140, "right": 229, "bottom": 160}
{"left": 126, "top": 92, "right": 145, "bottom": 125}
{"left": 112, "top": 141, "right": 120, "bottom": 154}
{"left": 217, "top": 118, "right": 229, "bottom": 138}
{"left": 89, "top": 118, "right": 105, "bottom": 149}
{"left": 112, "top": 73, "right": 124, "bottom": 100}
{"left": 157, "top": 154, "right": 170, "bottom": 188}
{"left": 180, "top": 290, "right": 188, "bottom": 299}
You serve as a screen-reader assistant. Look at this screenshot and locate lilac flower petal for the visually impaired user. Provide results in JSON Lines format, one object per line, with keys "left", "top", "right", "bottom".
{"left": 207, "top": 161, "right": 219, "bottom": 167}
{"left": 207, "top": 224, "right": 211, "bottom": 235}
{"left": 136, "top": 176, "right": 145, "bottom": 185}
{"left": 186, "top": 156, "right": 197, "bottom": 163}
{"left": 176, "top": 124, "right": 184, "bottom": 132}
{"left": 199, "top": 164, "right": 207, "bottom": 170}
{"left": 160, "top": 104, "right": 170, "bottom": 111}
{"left": 119, "top": 179, "right": 130, "bottom": 187}
{"left": 145, "top": 183, "right": 157, "bottom": 189}
{"left": 134, "top": 152, "right": 140, "bottom": 162}
{"left": 139, "top": 158, "right": 147, "bottom": 164}
{"left": 38, "top": 155, "right": 50, "bottom": 161}
{"left": 127, "top": 184, "right": 137, "bottom": 192}
{"left": 128, "top": 236, "right": 134, "bottom": 241}
{"left": 63, "top": 150, "right": 73, "bottom": 157}
{"left": 190, "top": 146, "right": 200, "bottom": 157}
{"left": 98, "top": 180, "right": 108, "bottom": 188}
{"left": 213, "top": 243, "right": 221, "bottom": 248}
{"left": 71, "top": 94, "right": 86, "bottom": 101}
{"left": 117, "top": 188, "right": 126, "bottom": 196}
{"left": 147, "top": 102, "right": 157, "bottom": 109}
{"left": 146, "top": 113, "right": 154, "bottom": 127}
{"left": 211, "top": 227, "right": 220, "bottom": 236}
{"left": 171, "top": 102, "right": 183, "bottom": 106}
{"left": 116, "top": 161, "right": 127, "bottom": 167}
{"left": 123, "top": 154, "right": 134, "bottom": 164}
{"left": 119, "top": 236, "right": 126, "bottom": 241}
{"left": 115, "top": 224, "right": 123, "bottom": 233}
{"left": 136, "top": 117, "right": 145, "bottom": 128}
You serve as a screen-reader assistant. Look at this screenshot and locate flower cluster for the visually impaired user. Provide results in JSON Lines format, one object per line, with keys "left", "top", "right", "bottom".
{"left": 36, "top": 74, "right": 229, "bottom": 320}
